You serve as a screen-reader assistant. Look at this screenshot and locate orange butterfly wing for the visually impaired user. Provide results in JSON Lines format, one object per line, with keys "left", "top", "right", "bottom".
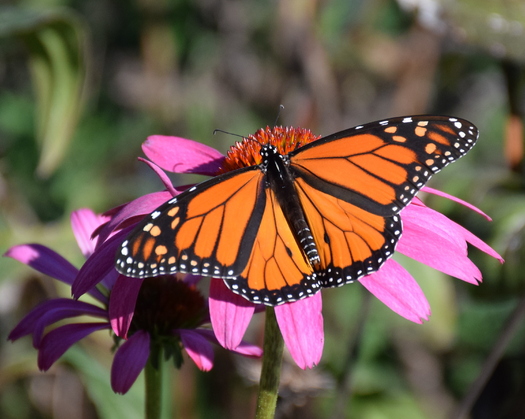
{"left": 294, "top": 177, "right": 400, "bottom": 287}
{"left": 224, "top": 187, "right": 319, "bottom": 305}
{"left": 288, "top": 116, "right": 478, "bottom": 287}
{"left": 117, "top": 168, "right": 265, "bottom": 279}
{"left": 117, "top": 116, "right": 478, "bottom": 304}
{"left": 117, "top": 165, "right": 320, "bottom": 305}
{"left": 290, "top": 116, "right": 477, "bottom": 216}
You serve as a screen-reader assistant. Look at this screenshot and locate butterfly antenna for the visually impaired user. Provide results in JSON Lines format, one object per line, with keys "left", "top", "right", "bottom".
{"left": 213, "top": 129, "right": 245, "bottom": 139}
{"left": 274, "top": 104, "right": 284, "bottom": 127}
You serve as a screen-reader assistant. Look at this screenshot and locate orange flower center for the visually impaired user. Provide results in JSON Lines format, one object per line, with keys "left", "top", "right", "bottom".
{"left": 217, "top": 126, "right": 320, "bottom": 173}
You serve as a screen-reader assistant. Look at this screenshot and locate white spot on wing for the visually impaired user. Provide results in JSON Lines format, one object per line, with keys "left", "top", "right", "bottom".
{"left": 151, "top": 211, "right": 161, "bottom": 219}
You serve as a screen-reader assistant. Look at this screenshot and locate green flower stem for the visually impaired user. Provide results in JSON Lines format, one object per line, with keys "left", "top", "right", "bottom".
{"left": 145, "top": 347, "right": 163, "bottom": 419}
{"left": 255, "top": 306, "right": 284, "bottom": 419}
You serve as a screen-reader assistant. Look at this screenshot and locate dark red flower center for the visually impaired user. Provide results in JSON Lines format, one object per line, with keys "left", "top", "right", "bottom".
{"left": 129, "top": 276, "right": 206, "bottom": 336}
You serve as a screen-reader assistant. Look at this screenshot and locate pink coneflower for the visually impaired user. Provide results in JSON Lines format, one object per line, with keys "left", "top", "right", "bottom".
{"left": 6, "top": 209, "right": 261, "bottom": 394}
{"left": 107, "top": 129, "right": 503, "bottom": 369}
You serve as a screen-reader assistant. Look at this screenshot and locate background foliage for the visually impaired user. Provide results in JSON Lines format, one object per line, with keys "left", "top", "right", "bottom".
{"left": 1, "top": 0, "right": 524, "bottom": 418}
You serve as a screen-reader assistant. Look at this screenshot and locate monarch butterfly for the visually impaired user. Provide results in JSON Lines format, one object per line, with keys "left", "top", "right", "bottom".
{"left": 116, "top": 116, "right": 478, "bottom": 306}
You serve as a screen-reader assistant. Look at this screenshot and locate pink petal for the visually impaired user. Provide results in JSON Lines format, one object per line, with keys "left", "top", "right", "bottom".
{"left": 359, "top": 260, "right": 431, "bottom": 323}
{"left": 230, "top": 340, "right": 263, "bottom": 358}
{"left": 38, "top": 323, "right": 109, "bottom": 370}
{"left": 455, "top": 223, "right": 504, "bottom": 263}
{"left": 209, "top": 278, "right": 255, "bottom": 350}
{"left": 421, "top": 187, "right": 492, "bottom": 221}
{"left": 138, "top": 158, "right": 178, "bottom": 196}
{"left": 274, "top": 293, "right": 324, "bottom": 369}
{"left": 142, "top": 135, "right": 225, "bottom": 176}
{"left": 5, "top": 244, "right": 78, "bottom": 284}
{"left": 71, "top": 209, "right": 109, "bottom": 258}
{"left": 399, "top": 206, "right": 479, "bottom": 284}
{"left": 399, "top": 203, "right": 502, "bottom": 283}
{"left": 111, "top": 330, "right": 150, "bottom": 394}
{"left": 179, "top": 329, "right": 214, "bottom": 371}
{"left": 191, "top": 329, "right": 263, "bottom": 358}
{"left": 95, "top": 191, "right": 173, "bottom": 245}
{"left": 109, "top": 275, "right": 143, "bottom": 338}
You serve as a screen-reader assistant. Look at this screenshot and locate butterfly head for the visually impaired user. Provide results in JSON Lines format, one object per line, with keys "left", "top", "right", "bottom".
{"left": 217, "top": 126, "right": 321, "bottom": 174}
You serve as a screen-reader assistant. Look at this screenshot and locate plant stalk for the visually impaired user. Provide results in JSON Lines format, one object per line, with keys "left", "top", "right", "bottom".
{"left": 255, "top": 306, "right": 285, "bottom": 419}
{"left": 145, "top": 347, "right": 163, "bottom": 419}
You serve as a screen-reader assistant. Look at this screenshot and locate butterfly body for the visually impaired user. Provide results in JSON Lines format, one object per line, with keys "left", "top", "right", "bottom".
{"left": 116, "top": 116, "right": 478, "bottom": 306}
{"left": 262, "top": 144, "right": 321, "bottom": 268}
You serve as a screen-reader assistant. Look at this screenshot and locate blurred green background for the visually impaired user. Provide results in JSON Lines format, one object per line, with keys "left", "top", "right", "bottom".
{"left": 1, "top": 0, "right": 524, "bottom": 418}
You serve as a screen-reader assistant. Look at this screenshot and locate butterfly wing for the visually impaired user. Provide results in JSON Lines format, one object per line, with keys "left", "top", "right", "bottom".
{"left": 294, "top": 176, "right": 401, "bottom": 287}
{"left": 223, "top": 187, "right": 320, "bottom": 305}
{"left": 117, "top": 115, "right": 478, "bottom": 303}
{"left": 117, "top": 163, "right": 320, "bottom": 305}
{"left": 290, "top": 116, "right": 478, "bottom": 216}
{"left": 289, "top": 116, "right": 478, "bottom": 287}
{"left": 116, "top": 167, "right": 266, "bottom": 279}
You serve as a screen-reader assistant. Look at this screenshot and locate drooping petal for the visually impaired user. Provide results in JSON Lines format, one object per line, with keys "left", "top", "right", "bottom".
{"left": 398, "top": 203, "right": 503, "bottom": 284}
{"left": 209, "top": 278, "right": 255, "bottom": 350}
{"left": 38, "top": 323, "right": 109, "bottom": 371}
{"left": 111, "top": 330, "right": 150, "bottom": 394}
{"left": 142, "top": 135, "right": 225, "bottom": 176}
{"left": 109, "top": 275, "right": 143, "bottom": 338}
{"left": 8, "top": 299, "right": 107, "bottom": 347}
{"left": 72, "top": 227, "right": 134, "bottom": 298}
{"left": 359, "top": 260, "right": 431, "bottom": 323}
{"left": 191, "top": 329, "right": 263, "bottom": 358}
{"left": 230, "top": 340, "right": 263, "bottom": 357}
{"left": 421, "top": 187, "right": 492, "bottom": 220}
{"left": 71, "top": 209, "right": 109, "bottom": 258}
{"left": 274, "top": 293, "right": 324, "bottom": 369}
{"left": 398, "top": 205, "right": 479, "bottom": 284}
{"left": 137, "top": 158, "right": 178, "bottom": 196}
{"left": 179, "top": 329, "right": 214, "bottom": 371}
{"left": 454, "top": 222, "right": 504, "bottom": 263}
{"left": 5, "top": 244, "right": 78, "bottom": 285}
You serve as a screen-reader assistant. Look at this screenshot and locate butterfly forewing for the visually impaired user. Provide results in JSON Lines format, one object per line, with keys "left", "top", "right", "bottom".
{"left": 290, "top": 116, "right": 478, "bottom": 216}
{"left": 116, "top": 167, "right": 265, "bottom": 279}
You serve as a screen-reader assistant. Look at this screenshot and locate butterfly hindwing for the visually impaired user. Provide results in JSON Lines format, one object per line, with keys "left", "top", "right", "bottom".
{"left": 223, "top": 187, "right": 320, "bottom": 305}
{"left": 290, "top": 116, "right": 478, "bottom": 216}
{"left": 116, "top": 167, "right": 265, "bottom": 279}
{"left": 294, "top": 177, "right": 402, "bottom": 288}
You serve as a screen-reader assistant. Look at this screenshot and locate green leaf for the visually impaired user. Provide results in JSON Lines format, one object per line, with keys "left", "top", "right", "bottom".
{"left": 0, "top": 7, "right": 87, "bottom": 177}
{"left": 63, "top": 347, "right": 145, "bottom": 419}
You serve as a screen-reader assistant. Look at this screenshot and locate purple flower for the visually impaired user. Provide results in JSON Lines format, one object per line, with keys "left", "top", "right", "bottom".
{"left": 121, "top": 132, "right": 503, "bottom": 370}
{"left": 6, "top": 209, "right": 261, "bottom": 394}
